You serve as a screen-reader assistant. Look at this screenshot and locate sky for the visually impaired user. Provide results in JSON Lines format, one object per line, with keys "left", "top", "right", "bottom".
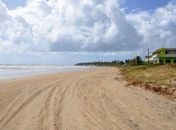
{"left": 2, "top": 0, "right": 26, "bottom": 9}
{"left": 122, "top": 0, "right": 172, "bottom": 11}
{"left": 0, "top": 0, "right": 175, "bottom": 65}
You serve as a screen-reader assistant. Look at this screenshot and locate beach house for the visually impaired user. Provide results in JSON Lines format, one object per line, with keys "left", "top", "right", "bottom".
{"left": 145, "top": 48, "right": 176, "bottom": 64}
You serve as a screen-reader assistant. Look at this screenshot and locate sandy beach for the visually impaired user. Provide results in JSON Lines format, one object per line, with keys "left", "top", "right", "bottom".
{"left": 0, "top": 67, "right": 176, "bottom": 130}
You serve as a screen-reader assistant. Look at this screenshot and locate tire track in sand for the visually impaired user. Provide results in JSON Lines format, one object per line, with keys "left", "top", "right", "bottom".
{"left": 37, "top": 81, "right": 63, "bottom": 130}
{"left": 0, "top": 81, "right": 60, "bottom": 129}
{"left": 76, "top": 79, "right": 132, "bottom": 130}
{"left": 54, "top": 81, "right": 76, "bottom": 130}
{"left": 0, "top": 90, "right": 24, "bottom": 123}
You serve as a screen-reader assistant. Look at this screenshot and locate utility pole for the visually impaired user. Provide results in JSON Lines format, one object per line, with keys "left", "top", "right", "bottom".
{"left": 148, "top": 48, "right": 150, "bottom": 65}
{"left": 136, "top": 53, "right": 138, "bottom": 66}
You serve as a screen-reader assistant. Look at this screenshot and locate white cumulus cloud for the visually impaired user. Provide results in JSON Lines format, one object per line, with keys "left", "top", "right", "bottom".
{"left": 0, "top": 0, "right": 175, "bottom": 55}
{"left": 0, "top": 0, "right": 142, "bottom": 53}
{"left": 127, "top": 1, "right": 176, "bottom": 51}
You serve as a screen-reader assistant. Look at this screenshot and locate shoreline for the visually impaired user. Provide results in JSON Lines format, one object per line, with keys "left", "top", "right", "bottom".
{"left": 0, "top": 65, "right": 95, "bottom": 82}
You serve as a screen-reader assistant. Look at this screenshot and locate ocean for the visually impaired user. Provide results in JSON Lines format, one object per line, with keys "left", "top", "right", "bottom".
{"left": 0, "top": 65, "right": 90, "bottom": 79}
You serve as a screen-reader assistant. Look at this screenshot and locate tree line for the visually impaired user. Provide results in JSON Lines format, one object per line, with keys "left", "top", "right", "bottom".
{"left": 75, "top": 56, "right": 144, "bottom": 66}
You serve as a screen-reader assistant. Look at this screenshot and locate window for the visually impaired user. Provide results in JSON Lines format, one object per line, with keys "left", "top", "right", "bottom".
{"left": 166, "top": 60, "right": 171, "bottom": 63}
{"left": 166, "top": 50, "right": 176, "bottom": 55}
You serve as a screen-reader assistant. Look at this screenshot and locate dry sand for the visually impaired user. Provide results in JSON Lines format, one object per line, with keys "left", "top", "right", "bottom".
{"left": 0, "top": 67, "right": 176, "bottom": 130}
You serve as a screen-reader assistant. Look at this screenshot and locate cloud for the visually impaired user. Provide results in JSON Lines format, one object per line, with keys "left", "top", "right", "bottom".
{"left": 0, "top": 0, "right": 32, "bottom": 53}
{"left": 126, "top": 1, "right": 176, "bottom": 51}
{"left": 0, "top": 0, "right": 142, "bottom": 53}
{"left": 0, "top": 0, "right": 175, "bottom": 55}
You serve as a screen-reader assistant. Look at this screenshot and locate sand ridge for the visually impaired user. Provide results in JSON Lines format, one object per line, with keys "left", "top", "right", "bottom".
{"left": 0, "top": 67, "right": 176, "bottom": 130}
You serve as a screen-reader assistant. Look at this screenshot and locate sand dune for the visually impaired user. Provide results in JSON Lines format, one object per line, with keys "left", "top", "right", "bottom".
{"left": 0, "top": 67, "right": 176, "bottom": 130}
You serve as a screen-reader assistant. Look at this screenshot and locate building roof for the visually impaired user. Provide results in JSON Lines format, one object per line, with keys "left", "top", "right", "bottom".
{"left": 153, "top": 48, "right": 176, "bottom": 54}
{"left": 165, "top": 48, "right": 176, "bottom": 51}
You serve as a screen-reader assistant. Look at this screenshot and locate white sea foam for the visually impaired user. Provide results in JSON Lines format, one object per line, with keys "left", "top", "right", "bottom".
{"left": 0, "top": 65, "right": 90, "bottom": 79}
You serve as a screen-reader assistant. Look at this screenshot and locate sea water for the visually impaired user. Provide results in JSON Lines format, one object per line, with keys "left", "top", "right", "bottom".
{"left": 0, "top": 65, "right": 90, "bottom": 79}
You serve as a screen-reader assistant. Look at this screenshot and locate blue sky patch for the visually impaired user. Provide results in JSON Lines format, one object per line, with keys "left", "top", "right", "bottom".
{"left": 2, "top": 0, "right": 172, "bottom": 10}
{"left": 2, "top": 0, "right": 26, "bottom": 9}
{"left": 122, "top": 0, "right": 172, "bottom": 11}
